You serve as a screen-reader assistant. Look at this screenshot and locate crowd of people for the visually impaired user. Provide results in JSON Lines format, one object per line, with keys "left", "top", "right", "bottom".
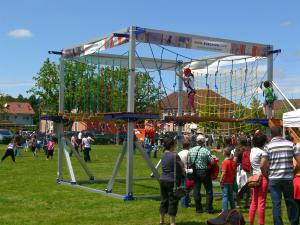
{"left": 0, "top": 129, "right": 57, "bottom": 162}
{"left": 159, "top": 126, "right": 300, "bottom": 225}
{"left": 2, "top": 123, "right": 299, "bottom": 225}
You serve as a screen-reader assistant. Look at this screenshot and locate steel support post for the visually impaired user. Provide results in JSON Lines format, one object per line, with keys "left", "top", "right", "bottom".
{"left": 177, "top": 63, "right": 184, "bottom": 152}
{"left": 267, "top": 47, "right": 274, "bottom": 119}
{"left": 126, "top": 26, "right": 136, "bottom": 199}
{"left": 57, "top": 57, "right": 64, "bottom": 181}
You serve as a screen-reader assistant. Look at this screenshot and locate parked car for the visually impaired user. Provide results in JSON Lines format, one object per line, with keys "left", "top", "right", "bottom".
{"left": 0, "top": 129, "right": 14, "bottom": 144}
{"left": 82, "top": 130, "right": 112, "bottom": 144}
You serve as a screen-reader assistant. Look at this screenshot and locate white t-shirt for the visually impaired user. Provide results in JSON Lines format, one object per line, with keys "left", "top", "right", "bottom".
{"left": 250, "top": 147, "right": 264, "bottom": 175}
{"left": 184, "top": 75, "right": 195, "bottom": 94}
{"left": 82, "top": 137, "right": 93, "bottom": 148}
{"left": 78, "top": 132, "right": 82, "bottom": 140}
{"left": 178, "top": 149, "right": 189, "bottom": 170}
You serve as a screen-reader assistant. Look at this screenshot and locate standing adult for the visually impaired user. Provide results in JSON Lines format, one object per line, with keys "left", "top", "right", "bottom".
{"left": 30, "top": 134, "right": 38, "bottom": 157}
{"left": 14, "top": 130, "right": 23, "bottom": 158}
{"left": 248, "top": 131, "right": 268, "bottom": 225}
{"left": 77, "top": 131, "right": 83, "bottom": 151}
{"left": 70, "top": 133, "right": 79, "bottom": 157}
{"left": 188, "top": 134, "right": 214, "bottom": 214}
{"left": 178, "top": 140, "right": 191, "bottom": 208}
{"left": 261, "top": 126, "right": 300, "bottom": 225}
{"left": 82, "top": 133, "right": 94, "bottom": 162}
{"left": 159, "top": 136, "right": 184, "bottom": 225}
{"left": 233, "top": 136, "right": 250, "bottom": 208}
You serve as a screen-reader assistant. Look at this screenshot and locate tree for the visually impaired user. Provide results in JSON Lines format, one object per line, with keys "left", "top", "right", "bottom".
{"left": 0, "top": 93, "right": 6, "bottom": 113}
{"left": 28, "top": 58, "right": 161, "bottom": 115}
{"left": 17, "top": 94, "right": 25, "bottom": 102}
{"left": 27, "top": 58, "right": 59, "bottom": 114}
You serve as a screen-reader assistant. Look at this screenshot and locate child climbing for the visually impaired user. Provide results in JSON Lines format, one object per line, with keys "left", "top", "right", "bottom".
{"left": 260, "top": 80, "right": 276, "bottom": 119}
{"left": 176, "top": 67, "right": 196, "bottom": 115}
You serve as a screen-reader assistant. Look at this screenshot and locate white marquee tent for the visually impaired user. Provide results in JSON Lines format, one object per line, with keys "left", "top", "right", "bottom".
{"left": 283, "top": 109, "right": 300, "bottom": 128}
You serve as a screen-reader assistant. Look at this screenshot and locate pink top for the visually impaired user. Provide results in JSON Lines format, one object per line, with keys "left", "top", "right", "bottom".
{"left": 47, "top": 140, "right": 55, "bottom": 151}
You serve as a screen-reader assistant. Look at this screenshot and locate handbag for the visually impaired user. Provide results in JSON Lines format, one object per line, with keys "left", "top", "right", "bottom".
{"left": 173, "top": 187, "right": 186, "bottom": 200}
{"left": 247, "top": 175, "right": 262, "bottom": 188}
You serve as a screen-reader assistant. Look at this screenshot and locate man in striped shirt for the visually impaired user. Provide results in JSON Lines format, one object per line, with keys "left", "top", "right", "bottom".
{"left": 261, "top": 126, "right": 300, "bottom": 225}
{"left": 188, "top": 134, "right": 214, "bottom": 214}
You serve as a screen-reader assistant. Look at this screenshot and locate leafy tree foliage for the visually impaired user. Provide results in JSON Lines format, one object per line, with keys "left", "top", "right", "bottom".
{"left": 28, "top": 58, "right": 161, "bottom": 115}
{"left": 27, "top": 58, "right": 59, "bottom": 113}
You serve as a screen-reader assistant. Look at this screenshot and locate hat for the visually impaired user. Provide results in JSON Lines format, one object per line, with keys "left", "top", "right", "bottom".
{"left": 196, "top": 134, "right": 205, "bottom": 142}
{"left": 183, "top": 68, "right": 191, "bottom": 75}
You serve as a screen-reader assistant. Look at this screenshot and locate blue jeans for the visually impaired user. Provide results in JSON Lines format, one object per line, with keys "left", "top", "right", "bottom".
{"left": 14, "top": 147, "right": 23, "bottom": 157}
{"left": 269, "top": 179, "right": 298, "bottom": 225}
{"left": 180, "top": 178, "right": 191, "bottom": 208}
{"left": 221, "top": 184, "right": 235, "bottom": 210}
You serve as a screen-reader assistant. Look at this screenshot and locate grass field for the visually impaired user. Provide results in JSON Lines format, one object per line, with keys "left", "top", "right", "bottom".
{"left": 0, "top": 144, "right": 290, "bottom": 225}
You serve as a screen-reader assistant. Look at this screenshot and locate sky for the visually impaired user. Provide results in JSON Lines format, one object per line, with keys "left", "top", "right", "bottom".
{"left": 0, "top": 0, "right": 300, "bottom": 99}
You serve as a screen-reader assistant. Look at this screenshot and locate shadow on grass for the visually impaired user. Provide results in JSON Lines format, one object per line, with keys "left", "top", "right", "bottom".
{"left": 177, "top": 222, "right": 207, "bottom": 225}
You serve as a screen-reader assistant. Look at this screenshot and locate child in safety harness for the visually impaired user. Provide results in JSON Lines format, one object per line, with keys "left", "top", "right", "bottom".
{"left": 176, "top": 67, "right": 196, "bottom": 115}
{"left": 260, "top": 80, "right": 276, "bottom": 119}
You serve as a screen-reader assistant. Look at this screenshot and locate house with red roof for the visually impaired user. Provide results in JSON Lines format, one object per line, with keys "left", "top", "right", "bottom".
{"left": 0, "top": 102, "right": 35, "bottom": 127}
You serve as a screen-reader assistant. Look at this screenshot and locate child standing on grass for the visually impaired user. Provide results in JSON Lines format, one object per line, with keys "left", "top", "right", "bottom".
{"left": 46, "top": 137, "right": 55, "bottom": 160}
{"left": 220, "top": 147, "right": 237, "bottom": 211}
{"left": 1, "top": 138, "right": 16, "bottom": 162}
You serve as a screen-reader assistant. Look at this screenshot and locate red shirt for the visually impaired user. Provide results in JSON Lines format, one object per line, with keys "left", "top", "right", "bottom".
{"left": 221, "top": 158, "right": 236, "bottom": 184}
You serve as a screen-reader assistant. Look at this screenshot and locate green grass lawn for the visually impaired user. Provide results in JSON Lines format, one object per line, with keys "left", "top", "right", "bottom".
{"left": 0, "top": 144, "right": 290, "bottom": 225}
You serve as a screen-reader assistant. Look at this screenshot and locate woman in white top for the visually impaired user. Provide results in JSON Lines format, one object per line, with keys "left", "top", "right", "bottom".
{"left": 248, "top": 131, "right": 268, "bottom": 225}
{"left": 178, "top": 140, "right": 191, "bottom": 208}
{"left": 82, "top": 133, "right": 94, "bottom": 162}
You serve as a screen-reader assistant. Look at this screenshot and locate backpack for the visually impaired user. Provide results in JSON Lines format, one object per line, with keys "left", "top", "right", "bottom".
{"left": 241, "top": 147, "right": 251, "bottom": 173}
{"left": 207, "top": 209, "right": 245, "bottom": 225}
{"left": 208, "top": 155, "right": 219, "bottom": 180}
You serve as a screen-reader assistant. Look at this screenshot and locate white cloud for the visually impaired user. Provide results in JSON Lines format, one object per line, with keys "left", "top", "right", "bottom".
{"left": 280, "top": 21, "right": 292, "bottom": 27}
{"left": 7, "top": 29, "right": 33, "bottom": 39}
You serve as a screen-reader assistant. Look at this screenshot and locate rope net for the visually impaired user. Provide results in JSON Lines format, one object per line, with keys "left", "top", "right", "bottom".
{"left": 191, "top": 57, "right": 266, "bottom": 134}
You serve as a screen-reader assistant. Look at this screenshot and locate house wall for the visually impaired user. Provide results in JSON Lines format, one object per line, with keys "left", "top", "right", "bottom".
{"left": 39, "top": 120, "right": 54, "bottom": 133}
{"left": 72, "top": 122, "right": 87, "bottom": 131}
{"left": 8, "top": 114, "right": 33, "bottom": 125}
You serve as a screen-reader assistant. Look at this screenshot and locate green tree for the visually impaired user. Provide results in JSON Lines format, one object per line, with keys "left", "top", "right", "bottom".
{"left": 28, "top": 58, "right": 161, "bottom": 115}
{"left": 17, "top": 94, "right": 25, "bottom": 102}
{"left": 0, "top": 93, "right": 6, "bottom": 113}
{"left": 27, "top": 58, "right": 59, "bottom": 114}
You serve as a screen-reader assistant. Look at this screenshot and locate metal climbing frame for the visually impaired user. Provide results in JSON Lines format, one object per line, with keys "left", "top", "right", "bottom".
{"left": 57, "top": 26, "right": 274, "bottom": 200}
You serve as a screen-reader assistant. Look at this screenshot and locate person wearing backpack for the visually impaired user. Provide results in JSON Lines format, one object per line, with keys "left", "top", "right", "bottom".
{"left": 260, "top": 80, "right": 276, "bottom": 119}
{"left": 248, "top": 130, "right": 268, "bottom": 225}
{"left": 234, "top": 136, "right": 250, "bottom": 208}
